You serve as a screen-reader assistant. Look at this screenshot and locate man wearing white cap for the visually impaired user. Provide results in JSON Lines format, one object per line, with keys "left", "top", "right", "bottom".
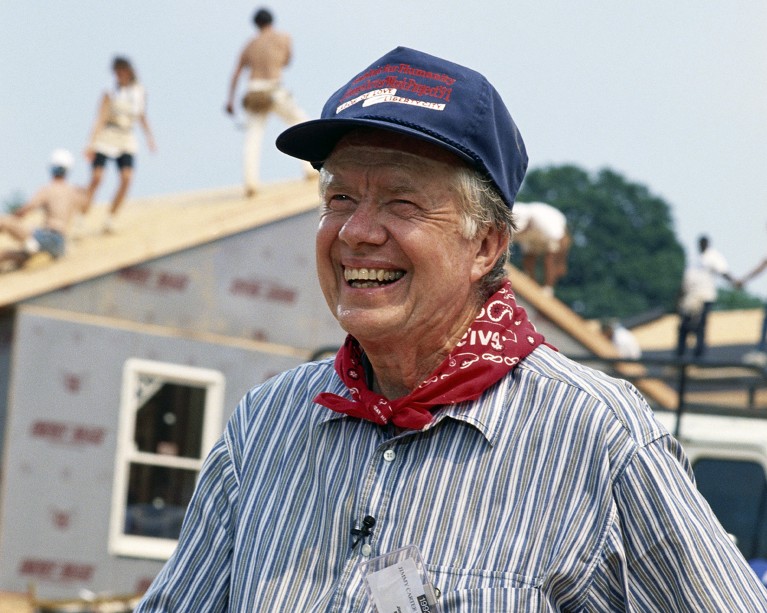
{"left": 513, "top": 201, "right": 570, "bottom": 295}
{"left": 0, "top": 149, "right": 86, "bottom": 270}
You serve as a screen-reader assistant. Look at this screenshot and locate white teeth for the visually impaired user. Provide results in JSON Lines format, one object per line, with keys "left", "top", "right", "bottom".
{"left": 344, "top": 268, "right": 404, "bottom": 284}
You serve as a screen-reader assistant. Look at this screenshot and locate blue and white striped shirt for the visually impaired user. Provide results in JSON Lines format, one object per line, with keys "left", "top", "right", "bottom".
{"left": 136, "top": 346, "right": 767, "bottom": 611}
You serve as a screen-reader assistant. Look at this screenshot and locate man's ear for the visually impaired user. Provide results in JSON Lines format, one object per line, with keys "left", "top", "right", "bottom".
{"left": 471, "top": 226, "right": 508, "bottom": 282}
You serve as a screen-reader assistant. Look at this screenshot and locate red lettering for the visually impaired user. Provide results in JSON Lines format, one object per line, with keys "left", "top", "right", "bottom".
{"left": 19, "top": 559, "right": 95, "bottom": 582}
{"left": 59, "top": 563, "right": 94, "bottom": 581}
{"left": 119, "top": 266, "right": 151, "bottom": 285}
{"left": 19, "top": 559, "right": 56, "bottom": 579}
{"left": 71, "top": 426, "right": 105, "bottom": 445}
{"left": 266, "top": 285, "right": 297, "bottom": 304}
{"left": 231, "top": 278, "right": 297, "bottom": 304}
{"left": 155, "top": 272, "right": 188, "bottom": 291}
{"left": 31, "top": 421, "right": 105, "bottom": 446}
{"left": 250, "top": 330, "right": 268, "bottom": 342}
{"left": 51, "top": 509, "right": 71, "bottom": 530}
{"left": 62, "top": 373, "right": 82, "bottom": 393}
{"left": 31, "top": 421, "right": 67, "bottom": 441}
{"left": 230, "top": 279, "right": 262, "bottom": 297}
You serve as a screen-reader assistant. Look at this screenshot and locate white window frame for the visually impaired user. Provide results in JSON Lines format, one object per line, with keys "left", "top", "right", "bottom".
{"left": 109, "top": 358, "right": 224, "bottom": 560}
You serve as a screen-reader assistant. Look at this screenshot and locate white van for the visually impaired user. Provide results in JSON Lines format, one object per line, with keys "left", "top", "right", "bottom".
{"left": 654, "top": 408, "right": 767, "bottom": 564}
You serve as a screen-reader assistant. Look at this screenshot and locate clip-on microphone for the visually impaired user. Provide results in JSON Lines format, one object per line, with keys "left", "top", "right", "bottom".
{"left": 351, "top": 515, "right": 376, "bottom": 549}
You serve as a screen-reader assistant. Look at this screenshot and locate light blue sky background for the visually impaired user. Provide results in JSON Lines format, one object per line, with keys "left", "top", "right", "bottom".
{"left": 2, "top": 1, "right": 766, "bottom": 296}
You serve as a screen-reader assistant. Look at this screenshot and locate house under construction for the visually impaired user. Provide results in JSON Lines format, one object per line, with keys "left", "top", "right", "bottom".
{"left": 3, "top": 178, "right": 765, "bottom": 601}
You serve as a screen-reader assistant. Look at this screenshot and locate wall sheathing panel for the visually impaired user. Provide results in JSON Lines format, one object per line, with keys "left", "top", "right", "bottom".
{"left": 0, "top": 307, "right": 307, "bottom": 598}
{"left": 30, "top": 211, "right": 344, "bottom": 352}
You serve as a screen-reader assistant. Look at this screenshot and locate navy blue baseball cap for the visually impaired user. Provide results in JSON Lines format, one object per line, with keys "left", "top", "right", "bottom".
{"left": 276, "top": 46, "right": 527, "bottom": 210}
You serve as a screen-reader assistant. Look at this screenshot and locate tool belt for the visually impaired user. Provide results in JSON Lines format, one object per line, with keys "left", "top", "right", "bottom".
{"left": 242, "top": 90, "right": 274, "bottom": 113}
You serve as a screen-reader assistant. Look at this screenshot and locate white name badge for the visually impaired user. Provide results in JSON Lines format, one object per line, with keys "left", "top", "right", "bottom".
{"left": 362, "top": 545, "right": 439, "bottom": 613}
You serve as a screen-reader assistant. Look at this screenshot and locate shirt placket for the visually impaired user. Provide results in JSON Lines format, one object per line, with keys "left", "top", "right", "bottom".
{"left": 330, "top": 430, "right": 408, "bottom": 611}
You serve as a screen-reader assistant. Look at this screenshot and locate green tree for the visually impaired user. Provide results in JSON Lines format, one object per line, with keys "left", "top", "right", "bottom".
{"left": 714, "top": 288, "right": 764, "bottom": 311}
{"left": 515, "top": 165, "right": 686, "bottom": 320}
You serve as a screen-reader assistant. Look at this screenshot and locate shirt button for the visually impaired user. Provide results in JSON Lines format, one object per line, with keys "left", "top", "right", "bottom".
{"left": 361, "top": 544, "right": 372, "bottom": 556}
{"left": 383, "top": 449, "right": 396, "bottom": 462}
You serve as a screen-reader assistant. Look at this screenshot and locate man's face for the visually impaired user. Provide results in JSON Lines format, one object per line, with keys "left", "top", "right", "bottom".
{"left": 316, "top": 131, "right": 499, "bottom": 351}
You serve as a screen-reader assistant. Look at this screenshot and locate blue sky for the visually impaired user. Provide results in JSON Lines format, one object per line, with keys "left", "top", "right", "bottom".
{"left": 2, "top": 1, "right": 766, "bottom": 296}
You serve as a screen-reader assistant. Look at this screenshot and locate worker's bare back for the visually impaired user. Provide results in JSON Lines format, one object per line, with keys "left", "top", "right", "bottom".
{"left": 240, "top": 29, "right": 292, "bottom": 80}
{"left": 28, "top": 181, "right": 87, "bottom": 235}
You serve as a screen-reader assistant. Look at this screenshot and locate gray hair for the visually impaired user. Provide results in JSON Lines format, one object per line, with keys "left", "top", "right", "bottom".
{"left": 451, "top": 166, "right": 515, "bottom": 299}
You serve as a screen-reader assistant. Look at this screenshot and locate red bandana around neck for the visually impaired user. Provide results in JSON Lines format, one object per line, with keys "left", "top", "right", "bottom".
{"left": 313, "top": 280, "right": 550, "bottom": 430}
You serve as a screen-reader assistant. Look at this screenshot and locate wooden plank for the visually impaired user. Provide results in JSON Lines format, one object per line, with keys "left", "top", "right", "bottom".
{"left": 683, "top": 388, "right": 767, "bottom": 410}
{"left": 18, "top": 304, "right": 312, "bottom": 359}
{"left": 0, "top": 591, "right": 30, "bottom": 613}
{"left": 0, "top": 179, "right": 320, "bottom": 308}
{"left": 508, "top": 266, "right": 678, "bottom": 409}
{"left": 633, "top": 309, "right": 765, "bottom": 350}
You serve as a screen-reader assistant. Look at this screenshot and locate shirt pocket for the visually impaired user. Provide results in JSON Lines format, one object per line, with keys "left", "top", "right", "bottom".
{"left": 427, "top": 565, "right": 555, "bottom": 612}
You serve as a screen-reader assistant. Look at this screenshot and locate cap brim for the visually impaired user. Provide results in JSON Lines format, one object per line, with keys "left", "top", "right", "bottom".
{"left": 276, "top": 118, "right": 476, "bottom": 169}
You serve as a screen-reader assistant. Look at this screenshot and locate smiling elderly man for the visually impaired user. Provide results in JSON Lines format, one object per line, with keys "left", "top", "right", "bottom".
{"left": 135, "top": 47, "right": 767, "bottom": 611}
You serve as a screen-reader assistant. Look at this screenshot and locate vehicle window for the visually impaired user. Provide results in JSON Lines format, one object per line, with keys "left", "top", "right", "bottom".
{"left": 693, "top": 458, "right": 767, "bottom": 560}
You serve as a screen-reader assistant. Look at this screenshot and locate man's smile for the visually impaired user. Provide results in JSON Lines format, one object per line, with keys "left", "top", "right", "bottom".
{"left": 343, "top": 267, "right": 405, "bottom": 288}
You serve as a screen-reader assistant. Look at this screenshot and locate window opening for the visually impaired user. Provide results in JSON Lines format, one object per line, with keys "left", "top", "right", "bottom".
{"left": 109, "top": 359, "right": 224, "bottom": 559}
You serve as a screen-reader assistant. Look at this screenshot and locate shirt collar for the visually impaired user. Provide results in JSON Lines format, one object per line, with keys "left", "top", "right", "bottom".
{"left": 317, "top": 372, "right": 511, "bottom": 446}
{"left": 426, "top": 374, "right": 510, "bottom": 446}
